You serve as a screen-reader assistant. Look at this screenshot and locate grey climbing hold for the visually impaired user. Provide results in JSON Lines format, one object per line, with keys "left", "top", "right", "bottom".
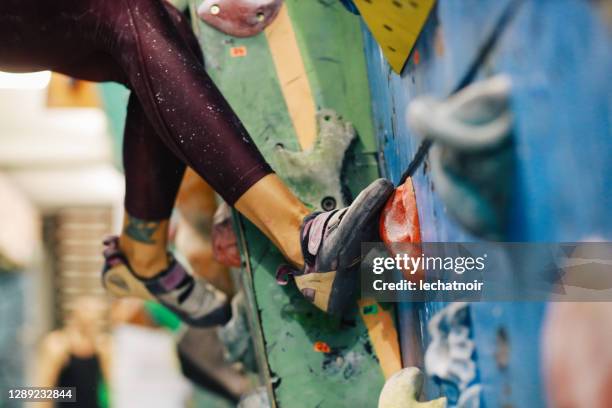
{"left": 407, "top": 75, "right": 514, "bottom": 239}
{"left": 217, "top": 291, "right": 257, "bottom": 372}
{"left": 272, "top": 109, "right": 356, "bottom": 210}
{"left": 237, "top": 386, "right": 271, "bottom": 408}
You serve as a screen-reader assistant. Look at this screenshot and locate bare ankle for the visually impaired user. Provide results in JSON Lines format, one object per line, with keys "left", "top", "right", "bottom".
{"left": 233, "top": 175, "right": 310, "bottom": 269}
{"left": 120, "top": 214, "right": 171, "bottom": 278}
{"left": 271, "top": 210, "right": 308, "bottom": 269}
{"left": 119, "top": 235, "right": 169, "bottom": 278}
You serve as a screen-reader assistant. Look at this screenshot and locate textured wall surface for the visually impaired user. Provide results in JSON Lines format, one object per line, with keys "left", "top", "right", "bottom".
{"left": 363, "top": 0, "right": 611, "bottom": 406}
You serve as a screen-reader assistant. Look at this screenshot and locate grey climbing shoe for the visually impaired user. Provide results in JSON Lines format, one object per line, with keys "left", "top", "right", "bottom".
{"left": 102, "top": 236, "right": 231, "bottom": 327}
{"left": 277, "top": 178, "right": 395, "bottom": 315}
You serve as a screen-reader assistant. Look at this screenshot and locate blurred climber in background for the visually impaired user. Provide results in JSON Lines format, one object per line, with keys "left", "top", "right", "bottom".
{"left": 0, "top": 0, "right": 393, "bottom": 325}
{"left": 37, "top": 297, "right": 110, "bottom": 408}
{"left": 109, "top": 297, "right": 253, "bottom": 406}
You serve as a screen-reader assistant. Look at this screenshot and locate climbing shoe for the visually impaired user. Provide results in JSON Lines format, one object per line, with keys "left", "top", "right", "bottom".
{"left": 277, "top": 178, "right": 395, "bottom": 315}
{"left": 102, "top": 236, "right": 231, "bottom": 327}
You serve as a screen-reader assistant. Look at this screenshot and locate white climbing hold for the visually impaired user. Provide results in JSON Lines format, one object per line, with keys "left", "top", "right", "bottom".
{"left": 425, "top": 303, "right": 476, "bottom": 392}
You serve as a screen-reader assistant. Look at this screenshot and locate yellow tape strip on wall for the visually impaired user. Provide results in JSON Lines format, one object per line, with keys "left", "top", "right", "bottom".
{"left": 358, "top": 298, "right": 403, "bottom": 379}
{"left": 265, "top": 4, "right": 317, "bottom": 150}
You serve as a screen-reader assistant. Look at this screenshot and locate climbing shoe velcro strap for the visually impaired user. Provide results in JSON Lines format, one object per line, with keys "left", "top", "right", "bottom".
{"left": 144, "top": 260, "right": 190, "bottom": 294}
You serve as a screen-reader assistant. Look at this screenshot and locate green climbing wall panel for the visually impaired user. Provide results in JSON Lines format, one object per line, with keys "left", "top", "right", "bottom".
{"left": 192, "top": 1, "right": 384, "bottom": 406}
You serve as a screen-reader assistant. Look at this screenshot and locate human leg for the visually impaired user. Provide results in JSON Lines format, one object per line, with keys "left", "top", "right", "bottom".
{"left": 102, "top": 96, "right": 230, "bottom": 326}
{"left": 29, "top": 6, "right": 234, "bottom": 324}
{"left": 119, "top": 93, "right": 185, "bottom": 278}
{"left": 99, "top": 0, "right": 395, "bottom": 314}
{"left": 87, "top": 0, "right": 312, "bottom": 268}
{"left": 1, "top": 0, "right": 394, "bottom": 315}
{"left": 100, "top": 0, "right": 273, "bottom": 205}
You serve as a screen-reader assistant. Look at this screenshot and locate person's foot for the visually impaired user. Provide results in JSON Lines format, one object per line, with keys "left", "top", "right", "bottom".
{"left": 102, "top": 236, "right": 231, "bottom": 327}
{"left": 276, "top": 178, "right": 395, "bottom": 315}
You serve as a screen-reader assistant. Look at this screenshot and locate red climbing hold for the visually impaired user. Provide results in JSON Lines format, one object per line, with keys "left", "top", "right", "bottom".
{"left": 196, "top": 0, "right": 283, "bottom": 38}
{"left": 379, "top": 178, "right": 423, "bottom": 280}
{"left": 380, "top": 178, "right": 421, "bottom": 245}
{"left": 212, "top": 203, "right": 242, "bottom": 268}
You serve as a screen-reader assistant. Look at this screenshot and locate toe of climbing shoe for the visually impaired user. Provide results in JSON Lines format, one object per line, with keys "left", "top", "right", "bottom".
{"left": 101, "top": 236, "right": 230, "bottom": 327}
{"left": 285, "top": 178, "right": 395, "bottom": 315}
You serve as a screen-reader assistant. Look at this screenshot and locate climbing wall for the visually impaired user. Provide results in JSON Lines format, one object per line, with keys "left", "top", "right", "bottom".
{"left": 362, "top": 0, "right": 612, "bottom": 407}
{"left": 191, "top": 1, "right": 386, "bottom": 406}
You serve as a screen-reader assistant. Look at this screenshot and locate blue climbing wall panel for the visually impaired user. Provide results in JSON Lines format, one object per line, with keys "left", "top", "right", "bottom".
{"left": 362, "top": 0, "right": 611, "bottom": 406}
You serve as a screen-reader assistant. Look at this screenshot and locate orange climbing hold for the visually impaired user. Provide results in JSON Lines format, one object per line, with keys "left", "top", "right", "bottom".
{"left": 380, "top": 178, "right": 421, "bottom": 245}
{"left": 313, "top": 341, "right": 331, "bottom": 353}
{"left": 379, "top": 178, "right": 423, "bottom": 280}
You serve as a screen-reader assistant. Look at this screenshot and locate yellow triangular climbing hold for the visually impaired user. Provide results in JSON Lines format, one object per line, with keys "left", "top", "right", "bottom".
{"left": 354, "top": 0, "right": 436, "bottom": 74}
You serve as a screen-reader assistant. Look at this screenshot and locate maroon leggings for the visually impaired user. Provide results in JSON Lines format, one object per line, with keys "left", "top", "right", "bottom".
{"left": 0, "top": 0, "right": 273, "bottom": 219}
